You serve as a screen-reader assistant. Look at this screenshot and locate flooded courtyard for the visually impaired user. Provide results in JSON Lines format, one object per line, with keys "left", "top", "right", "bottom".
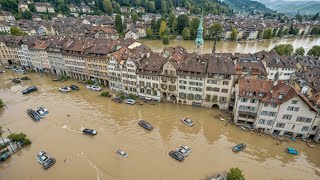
{"left": 0, "top": 70, "right": 320, "bottom": 180}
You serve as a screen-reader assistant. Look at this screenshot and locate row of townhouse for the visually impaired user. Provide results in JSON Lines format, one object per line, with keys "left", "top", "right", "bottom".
{"left": 233, "top": 78, "right": 320, "bottom": 140}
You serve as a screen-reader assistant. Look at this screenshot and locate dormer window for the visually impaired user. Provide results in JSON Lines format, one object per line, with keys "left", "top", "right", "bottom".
{"left": 279, "top": 94, "right": 284, "bottom": 100}
{"left": 259, "top": 92, "right": 265, "bottom": 97}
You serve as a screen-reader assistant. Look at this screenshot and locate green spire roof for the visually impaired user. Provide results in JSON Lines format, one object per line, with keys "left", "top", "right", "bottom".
{"left": 195, "top": 11, "right": 204, "bottom": 46}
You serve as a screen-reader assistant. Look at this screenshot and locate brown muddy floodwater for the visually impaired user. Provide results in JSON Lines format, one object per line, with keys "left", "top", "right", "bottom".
{"left": 0, "top": 70, "right": 320, "bottom": 180}
{"left": 141, "top": 36, "right": 320, "bottom": 54}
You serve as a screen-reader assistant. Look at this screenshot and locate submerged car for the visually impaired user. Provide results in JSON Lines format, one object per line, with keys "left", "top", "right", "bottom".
{"left": 0, "top": 152, "right": 10, "bottom": 162}
{"left": 22, "top": 86, "right": 37, "bottom": 94}
{"left": 112, "top": 97, "right": 122, "bottom": 103}
{"left": 124, "top": 99, "right": 135, "bottom": 105}
{"left": 82, "top": 128, "right": 97, "bottom": 135}
{"left": 286, "top": 147, "right": 298, "bottom": 155}
{"left": 70, "top": 85, "right": 79, "bottom": 90}
{"left": 179, "top": 145, "right": 192, "bottom": 154}
{"left": 86, "top": 85, "right": 101, "bottom": 91}
{"left": 59, "top": 86, "right": 72, "bottom": 92}
{"left": 116, "top": 150, "right": 128, "bottom": 158}
{"left": 27, "top": 109, "right": 41, "bottom": 122}
{"left": 169, "top": 150, "right": 184, "bottom": 162}
{"left": 181, "top": 118, "right": 194, "bottom": 127}
{"left": 232, "top": 143, "right": 246, "bottom": 152}
{"left": 43, "top": 158, "right": 56, "bottom": 169}
{"left": 138, "top": 120, "right": 153, "bottom": 131}
{"left": 176, "top": 148, "right": 189, "bottom": 157}
{"left": 37, "top": 151, "right": 49, "bottom": 164}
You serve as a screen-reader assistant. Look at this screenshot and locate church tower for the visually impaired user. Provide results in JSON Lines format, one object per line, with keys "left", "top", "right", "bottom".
{"left": 195, "top": 12, "right": 204, "bottom": 55}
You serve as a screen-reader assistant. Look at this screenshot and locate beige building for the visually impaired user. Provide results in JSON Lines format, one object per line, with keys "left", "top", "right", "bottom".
{"left": 0, "top": 36, "right": 22, "bottom": 65}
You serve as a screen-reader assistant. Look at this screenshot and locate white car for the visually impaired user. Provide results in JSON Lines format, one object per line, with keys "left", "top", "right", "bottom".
{"left": 59, "top": 86, "right": 72, "bottom": 92}
{"left": 180, "top": 145, "right": 192, "bottom": 153}
{"left": 86, "top": 85, "right": 102, "bottom": 91}
{"left": 176, "top": 148, "right": 189, "bottom": 157}
{"left": 181, "top": 118, "right": 194, "bottom": 127}
{"left": 116, "top": 150, "right": 128, "bottom": 158}
{"left": 124, "top": 99, "right": 135, "bottom": 105}
{"left": 37, "top": 151, "right": 50, "bottom": 164}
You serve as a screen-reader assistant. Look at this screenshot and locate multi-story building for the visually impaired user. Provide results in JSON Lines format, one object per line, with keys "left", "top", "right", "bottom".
{"left": 203, "top": 54, "right": 235, "bottom": 109}
{"left": 234, "top": 53, "right": 267, "bottom": 79}
{"left": 137, "top": 53, "right": 165, "bottom": 101}
{"left": 29, "top": 39, "right": 51, "bottom": 72}
{"left": 234, "top": 78, "right": 318, "bottom": 138}
{"left": 0, "top": 36, "right": 22, "bottom": 65}
{"left": 177, "top": 53, "right": 206, "bottom": 106}
{"left": 85, "top": 39, "right": 114, "bottom": 86}
{"left": 47, "top": 37, "right": 68, "bottom": 76}
{"left": 0, "top": 22, "right": 11, "bottom": 34}
{"left": 18, "top": 36, "right": 38, "bottom": 68}
{"left": 18, "top": 2, "right": 29, "bottom": 12}
{"left": 0, "top": 11, "right": 15, "bottom": 22}
{"left": 92, "top": 26, "right": 119, "bottom": 39}
{"left": 63, "top": 38, "right": 94, "bottom": 81}
{"left": 160, "top": 59, "right": 179, "bottom": 102}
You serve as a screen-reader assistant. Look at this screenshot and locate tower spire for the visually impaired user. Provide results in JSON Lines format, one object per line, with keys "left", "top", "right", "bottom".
{"left": 195, "top": 11, "right": 204, "bottom": 55}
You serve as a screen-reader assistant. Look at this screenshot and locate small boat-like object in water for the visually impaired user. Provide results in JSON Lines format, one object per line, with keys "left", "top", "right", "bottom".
{"left": 220, "top": 117, "right": 225, "bottom": 121}
{"left": 286, "top": 147, "right": 298, "bottom": 155}
{"left": 232, "top": 143, "right": 246, "bottom": 152}
{"left": 27, "top": 109, "right": 41, "bottom": 122}
{"left": 12, "top": 78, "right": 21, "bottom": 83}
{"left": 240, "top": 126, "right": 247, "bottom": 131}
{"left": 20, "top": 76, "right": 30, "bottom": 80}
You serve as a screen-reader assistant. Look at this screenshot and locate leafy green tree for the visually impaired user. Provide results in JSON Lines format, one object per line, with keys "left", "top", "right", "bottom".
{"left": 0, "top": 31, "right": 10, "bottom": 35}
{"left": 158, "top": 20, "right": 167, "bottom": 38}
{"left": 277, "top": 28, "right": 283, "bottom": 37}
{"left": 131, "top": 13, "right": 138, "bottom": 23}
{"left": 189, "top": 17, "right": 200, "bottom": 40}
{"left": 283, "top": 28, "right": 290, "bottom": 35}
{"left": 22, "top": 10, "right": 32, "bottom": 20}
{"left": 103, "top": 0, "right": 113, "bottom": 15}
{"left": 272, "top": 28, "right": 278, "bottom": 37}
{"left": 162, "top": 35, "right": 169, "bottom": 47}
{"left": 146, "top": 27, "right": 153, "bottom": 38}
{"left": 168, "top": 12, "right": 175, "bottom": 31}
{"left": 29, "top": 4, "right": 36, "bottom": 12}
{"left": 307, "top": 45, "right": 320, "bottom": 56}
{"left": 227, "top": 168, "right": 245, "bottom": 180}
{"left": 177, "top": 14, "right": 189, "bottom": 34}
{"left": 0, "top": 0, "right": 18, "bottom": 13}
{"left": 273, "top": 44, "right": 294, "bottom": 56}
{"left": 263, "top": 28, "right": 272, "bottom": 39}
{"left": 0, "top": 99, "right": 4, "bottom": 107}
{"left": 8, "top": 133, "right": 31, "bottom": 146}
{"left": 115, "top": 14, "right": 123, "bottom": 33}
{"left": 294, "top": 47, "right": 305, "bottom": 56}
{"left": 208, "top": 22, "right": 223, "bottom": 39}
{"left": 161, "top": 0, "right": 167, "bottom": 14}
{"left": 230, "top": 28, "right": 238, "bottom": 41}
{"left": 182, "top": 27, "right": 190, "bottom": 40}
{"left": 147, "top": 1, "right": 155, "bottom": 12}
{"left": 10, "top": 27, "right": 26, "bottom": 36}
{"left": 151, "top": 18, "right": 157, "bottom": 33}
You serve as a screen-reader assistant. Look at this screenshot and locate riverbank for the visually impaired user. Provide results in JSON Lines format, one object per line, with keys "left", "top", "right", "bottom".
{"left": 140, "top": 36, "right": 320, "bottom": 54}
{"left": 0, "top": 71, "right": 320, "bottom": 180}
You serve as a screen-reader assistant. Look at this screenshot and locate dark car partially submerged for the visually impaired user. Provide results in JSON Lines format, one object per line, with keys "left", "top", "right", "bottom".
{"left": 70, "top": 85, "right": 79, "bottom": 90}
{"left": 22, "top": 86, "right": 37, "bottom": 94}
{"left": 169, "top": 150, "right": 184, "bottom": 162}
{"left": 138, "top": 120, "right": 153, "bottom": 131}
{"left": 83, "top": 128, "right": 97, "bottom": 135}
{"left": 42, "top": 158, "right": 56, "bottom": 169}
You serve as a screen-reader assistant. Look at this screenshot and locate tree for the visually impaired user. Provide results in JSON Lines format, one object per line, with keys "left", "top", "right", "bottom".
{"left": 0, "top": 99, "right": 4, "bottom": 107}
{"left": 277, "top": 28, "right": 284, "bottom": 37}
{"left": 161, "top": 0, "right": 167, "bottom": 14}
{"left": 22, "top": 10, "right": 32, "bottom": 20}
{"left": 146, "top": 27, "right": 153, "bottom": 38}
{"left": 0, "top": 0, "right": 18, "bottom": 13}
{"left": 182, "top": 27, "right": 190, "bottom": 40}
{"left": 162, "top": 35, "right": 169, "bottom": 47}
{"left": 189, "top": 17, "right": 200, "bottom": 40}
{"left": 272, "top": 28, "right": 278, "bottom": 37}
{"left": 151, "top": 18, "right": 157, "bottom": 33}
{"left": 103, "top": 0, "right": 113, "bottom": 15}
{"left": 273, "top": 44, "right": 294, "bottom": 56}
{"left": 168, "top": 12, "right": 175, "bottom": 30}
{"left": 208, "top": 22, "right": 223, "bottom": 39}
{"left": 8, "top": 133, "right": 31, "bottom": 146}
{"left": 10, "top": 27, "right": 26, "bottom": 36}
{"left": 263, "top": 28, "right": 273, "bottom": 39}
{"left": 294, "top": 47, "right": 305, "bottom": 56}
{"left": 115, "top": 14, "right": 123, "bottom": 33}
{"left": 227, "top": 168, "right": 245, "bottom": 180}
{"left": 230, "top": 28, "right": 238, "bottom": 41}
{"left": 29, "top": 4, "right": 36, "bottom": 12}
{"left": 177, "top": 14, "right": 189, "bottom": 34}
{"left": 311, "top": 12, "right": 319, "bottom": 21}
{"left": 307, "top": 45, "right": 320, "bottom": 56}
{"left": 131, "top": 13, "right": 138, "bottom": 23}
{"left": 147, "top": 1, "right": 155, "bottom": 12}
{"left": 257, "top": 29, "right": 263, "bottom": 39}
{"left": 158, "top": 20, "right": 167, "bottom": 38}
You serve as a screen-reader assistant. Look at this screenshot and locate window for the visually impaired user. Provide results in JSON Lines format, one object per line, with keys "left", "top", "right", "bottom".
{"left": 220, "top": 97, "right": 227, "bottom": 102}
{"left": 287, "top": 106, "right": 294, "bottom": 111}
{"left": 223, "top": 81, "right": 229, "bottom": 85}
{"left": 294, "top": 107, "right": 299, "bottom": 111}
{"left": 271, "top": 103, "right": 277, "bottom": 108}
{"left": 312, "top": 126, "right": 318, "bottom": 131}
{"left": 188, "top": 93, "right": 194, "bottom": 100}
{"left": 195, "top": 94, "right": 202, "bottom": 100}
{"left": 276, "top": 123, "right": 285, "bottom": 128}
{"left": 241, "top": 98, "right": 248, "bottom": 102}
{"left": 268, "top": 112, "right": 276, "bottom": 117}
{"left": 266, "top": 120, "right": 273, "bottom": 126}
{"left": 282, "top": 114, "right": 292, "bottom": 120}
{"left": 179, "top": 85, "right": 186, "bottom": 90}
{"left": 306, "top": 118, "right": 312, "bottom": 123}
{"left": 261, "top": 111, "right": 268, "bottom": 116}
{"left": 221, "top": 89, "right": 228, "bottom": 93}
{"left": 258, "top": 119, "right": 266, "bottom": 125}
{"left": 264, "top": 103, "right": 268, "bottom": 107}
{"left": 292, "top": 100, "right": 298, "bottom": 104}
{"left": 250, "top": 99, "right": 256, "bottom": 103}
{"left": 301, "top": 126, "right": 309, "bottom": 132}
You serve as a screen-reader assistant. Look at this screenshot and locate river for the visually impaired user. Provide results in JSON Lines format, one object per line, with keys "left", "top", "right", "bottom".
{"left": 141, "top": 36, "right": 320, "bottom": 54}
{"left": 0, "top": 70, "right": 320, "bottom": 180}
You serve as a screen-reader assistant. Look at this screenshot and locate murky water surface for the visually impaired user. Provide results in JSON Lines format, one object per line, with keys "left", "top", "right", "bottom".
{"left": 141, "top": 37, "right": 320, "bottom": 54}
{"left": 0, "top": 70, "right": 320, "bottom": 180}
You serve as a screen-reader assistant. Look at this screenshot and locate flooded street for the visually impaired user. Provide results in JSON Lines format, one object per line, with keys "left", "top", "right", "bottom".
{"left": 0, "top": 71, "right": 320, "bottom": 180}
{"left": 142, "top": 36, "right": 320, "bottom": 54}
